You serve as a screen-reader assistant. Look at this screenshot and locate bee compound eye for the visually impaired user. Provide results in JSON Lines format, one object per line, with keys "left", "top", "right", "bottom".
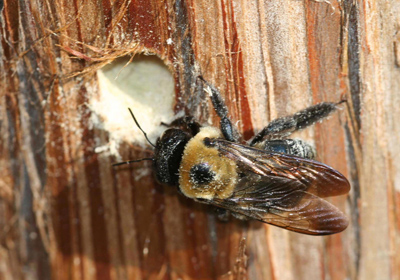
{"left": 189, "top": 163, "right": 215, "bottom": 185}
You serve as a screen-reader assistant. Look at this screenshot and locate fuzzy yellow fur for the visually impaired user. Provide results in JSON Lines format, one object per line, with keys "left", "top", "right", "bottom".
{"left": 179, "top": 127, "right": 237, "bottom": 200}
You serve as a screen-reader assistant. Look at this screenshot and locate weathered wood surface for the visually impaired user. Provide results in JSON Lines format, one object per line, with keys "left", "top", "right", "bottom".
{"left": 1, "top": 0, "right": 399, "bottom": 279}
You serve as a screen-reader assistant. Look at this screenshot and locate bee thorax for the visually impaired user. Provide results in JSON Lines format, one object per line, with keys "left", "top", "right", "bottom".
{"left": 179, "top": 126, "right": 237, "bottom": 200}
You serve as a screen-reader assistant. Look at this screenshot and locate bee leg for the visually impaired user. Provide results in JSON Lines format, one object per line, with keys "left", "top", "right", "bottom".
{"left": 231, "top": 212, "right": 250, "bottom": 221}
{"left": 250, "top": 115, "right": 297, "bottom": 144}
{"left": 250, "top": 101, "right": 343, "bottom": 145}
{"left": 198, "top": 76, "right": 240, "bottom": 142}
{"left": 216, "top": 208, "right": 250, "bottom": 222}
{"left": 260, "top": 139, "right": 316, "bottom": 159}
{"left": 216, "top": 208, "right": 231, "bottom": 222}
{"left": 216, "top": 209, "right": 249, "bottom": 222}
{"left": 163, "top": 116, "right": 201, "bottom": 135}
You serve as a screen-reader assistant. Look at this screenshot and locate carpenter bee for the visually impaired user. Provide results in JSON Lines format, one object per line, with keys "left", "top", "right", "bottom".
{"left": 115, "top": 77, "right": 350, "bottom": 235}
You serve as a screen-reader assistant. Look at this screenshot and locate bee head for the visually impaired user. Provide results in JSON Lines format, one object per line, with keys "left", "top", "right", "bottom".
{"left": 153, "top": 128, "right": 191, "bottom": 186}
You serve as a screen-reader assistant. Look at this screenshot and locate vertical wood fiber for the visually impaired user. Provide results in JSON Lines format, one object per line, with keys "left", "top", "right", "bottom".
{"left": 1, "top": 0, "right": 399, "bottom": 279}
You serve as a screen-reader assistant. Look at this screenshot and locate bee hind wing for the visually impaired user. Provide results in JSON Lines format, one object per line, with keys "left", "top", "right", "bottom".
{"left": 209, "top": 139, "right": 349, "bottom": 235}
{"left": 211, "top": 185, "right": 348, "bottom": 235}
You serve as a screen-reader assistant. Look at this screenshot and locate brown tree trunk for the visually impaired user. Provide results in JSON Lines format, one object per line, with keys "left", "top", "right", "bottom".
{"left": 1, "top": 0, "right": 399, "bottom": 279}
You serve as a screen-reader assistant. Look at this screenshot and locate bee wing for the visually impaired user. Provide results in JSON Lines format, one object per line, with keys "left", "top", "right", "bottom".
{"left": 208, "top": 139, "right": 350, "bottom": 235}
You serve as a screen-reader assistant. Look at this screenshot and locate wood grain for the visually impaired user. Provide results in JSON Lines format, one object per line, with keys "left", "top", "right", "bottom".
{"left": 1, "top": 0, "right": 399, "bottom": 279}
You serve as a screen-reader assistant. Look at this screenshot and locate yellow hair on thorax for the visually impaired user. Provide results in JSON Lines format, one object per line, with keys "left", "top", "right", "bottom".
{"left": 179, "top": 127, "right": 237, "bottom": 200}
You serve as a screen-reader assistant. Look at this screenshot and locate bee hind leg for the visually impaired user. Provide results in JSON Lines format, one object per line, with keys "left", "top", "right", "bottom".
{"left": 250, "top": 102, "right": 342, "bottom": 145}
{"left": 216, "top": 208, "right": 249, "bottom": 222}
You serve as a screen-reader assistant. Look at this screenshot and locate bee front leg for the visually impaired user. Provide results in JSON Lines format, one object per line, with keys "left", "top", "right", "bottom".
{"left": 250, "top": 101, "right": 343, "bottom": 145}
{"left": 198, "top": 76, "right": 240, "bottom": 142}
{"left": 162, "top": 116, "right": 201, "bottom": 136}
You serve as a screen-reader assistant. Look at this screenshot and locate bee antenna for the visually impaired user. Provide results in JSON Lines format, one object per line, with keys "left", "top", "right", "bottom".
{"left": 128, "top": 108, "right": 156, "bottom": 148}
{"left": 112, "top": 158, "right": 154, "bottom": 167}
